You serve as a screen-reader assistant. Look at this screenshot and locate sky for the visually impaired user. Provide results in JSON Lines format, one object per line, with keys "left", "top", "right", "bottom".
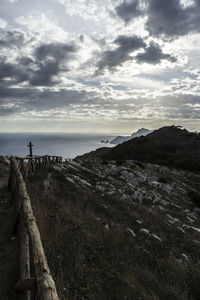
{"left": 0, "top": 0, "right": 200, "bottom": 134}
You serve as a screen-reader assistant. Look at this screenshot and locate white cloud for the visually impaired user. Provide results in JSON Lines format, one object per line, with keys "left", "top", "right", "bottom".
{"left": 180, "top": 0, "right": 195, "bottom": 9}
{"left": 54, "top": 0, "right": 111, "bottom": 20}
{"left": 16, "top": 14, "right": 69, "bottom": 43}
{"left": 7, "top": 0, "right": 18, "bottom": 3}
{"left": 0, "top": 18, "right": 7, "bottom": 28}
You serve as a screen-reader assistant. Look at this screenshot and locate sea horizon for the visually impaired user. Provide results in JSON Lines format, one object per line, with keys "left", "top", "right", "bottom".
{"left": 0, "top": 132, "right": 116, "bottom": 159}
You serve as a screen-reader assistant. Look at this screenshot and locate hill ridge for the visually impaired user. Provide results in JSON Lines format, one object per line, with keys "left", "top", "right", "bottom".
{"left": 80, "top": 125, "right": 200, "bottom": 173}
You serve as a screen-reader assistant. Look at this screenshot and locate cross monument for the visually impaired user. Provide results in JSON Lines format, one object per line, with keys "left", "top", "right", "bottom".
{"left": 28, "top": 141, "right": 34, "bottom": 157}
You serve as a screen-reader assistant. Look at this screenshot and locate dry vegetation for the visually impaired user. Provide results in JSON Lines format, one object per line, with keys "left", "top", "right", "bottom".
{"left": 26, "top": 159, "right": 200, "bottom": 300}
{"left": 0, "top": 157, "right": 19, "bottom": 300}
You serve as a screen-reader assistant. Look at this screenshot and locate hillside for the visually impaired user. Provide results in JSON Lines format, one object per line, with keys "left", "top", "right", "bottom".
{"left": 83, "top": 126, "right": 200, "bottom": 173}
{"left": 26, "top": 158, "right": 200, "bottom": 299}
{"left": 1, "top": 141, "right": 200, "bottom": 299}
{"left": 106, "top": 126, "right": 200, "bottom": 173}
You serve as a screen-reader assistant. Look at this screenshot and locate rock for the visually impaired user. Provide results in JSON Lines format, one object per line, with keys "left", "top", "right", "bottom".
{"left": 136, "top": 220, "right": 142, "bottom": 224}
{"left": 104, "top": 224, "right": 109, "bottom": 230}
{"left": 65, "top": 176, "right": 76, "bottom": 185}
{"left": 152, "top": 234, "right": 162, "bottom": 242}
{"left": 182, "top": 254, "right": 189, "bottom": 261}
{"left": 140, "top": 228, "right": 150, "bottom": 235}
{"left": 133, "top": 190, "right": 144, "bottom": 203}
{"left": 120, "top": 170, "right": 138, "bottom": 186}
{"left": 148, "top": 180, "right": 161, "bottom": 188}
{"left": 136, "top": 172, "right": 147, "bottom": 183}
{"left": 126, "top": 228, "right": 136, "bottom": 237}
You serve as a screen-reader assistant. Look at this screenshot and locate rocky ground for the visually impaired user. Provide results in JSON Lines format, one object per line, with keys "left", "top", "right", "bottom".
{"left": 0, "top": 156, "right": 200, "bottom": 299}
{"left": 58, "top": 158, "right": 200, "bottom": 258}
{"left": 28, "top": 157, "right": 200, "bottom": 300}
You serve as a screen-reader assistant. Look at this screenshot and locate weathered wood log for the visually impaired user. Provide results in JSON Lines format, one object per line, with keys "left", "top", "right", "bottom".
{"left": 15, "top": 278, "right": 35, "bottom": 293}
{"left": 11, "top": 157, "right": 59, "bottom": 300}
{"left": 19, "top": 211, "right": 31, "bottom": 300}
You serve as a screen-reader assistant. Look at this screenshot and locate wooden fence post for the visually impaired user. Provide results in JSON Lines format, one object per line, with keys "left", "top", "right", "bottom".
{"left": 11, "top": 157, "right": 59, "bottom": 300}
{"left": 17, "top": 212, "right": 32, "bottom": 300}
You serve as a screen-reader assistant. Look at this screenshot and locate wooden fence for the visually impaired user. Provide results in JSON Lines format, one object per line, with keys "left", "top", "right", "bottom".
{"left": 16, "top": 155, "right": 62, "bottom": 179}
{"left": 9, "top": 155, "right": 62, "bottom": 300}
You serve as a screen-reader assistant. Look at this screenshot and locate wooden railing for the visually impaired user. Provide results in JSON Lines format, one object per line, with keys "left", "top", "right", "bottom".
{"left": 9, "top": 155, "right": 62, "bottom": 300}
{"left": 16, "top": 155, "right": 62, "bottom": 178}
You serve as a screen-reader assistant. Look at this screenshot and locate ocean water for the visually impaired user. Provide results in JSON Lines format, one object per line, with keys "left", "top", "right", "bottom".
{"left": 0, "top": 133, "right": 115, "bottom": 159}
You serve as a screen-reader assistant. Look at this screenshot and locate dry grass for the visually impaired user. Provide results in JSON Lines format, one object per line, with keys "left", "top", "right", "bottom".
{"left": 26, "top": 166, "right": 200, "bottom": 300}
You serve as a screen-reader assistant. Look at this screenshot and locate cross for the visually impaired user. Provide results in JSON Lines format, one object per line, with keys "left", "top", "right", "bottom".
{"left": 28, "top": 141, "right": 34, "bottom": 157}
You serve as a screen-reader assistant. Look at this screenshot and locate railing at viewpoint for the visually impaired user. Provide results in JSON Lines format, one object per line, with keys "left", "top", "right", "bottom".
{"left": 16, "top": 155, "right": 62, "bottom": 179}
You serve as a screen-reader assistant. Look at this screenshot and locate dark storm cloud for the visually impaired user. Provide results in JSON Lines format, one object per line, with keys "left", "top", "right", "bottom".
{"left": 115, "top": 0, "right": 200, "bottom": 38}
{"left": 0, "top": 60, "right": 30, "bottom": 83}
{"left": 145, "top": 0, "right": 196, "bottom": 37}
{"left": 115, "top": 0, "right": 142, "bottom": 23}
{"left": 0, "top": 85, "right": 38, "bottom": 101}
{"left": 0, "top": 42, "right": 78, "bottom": 87}
{"left": 30, "top": 42, "right": 77, "bottom": 86}
{"left": 96, "top": 35, "right": 145, "bottom": 73}
{"left": 135, "top": 41, "right": 176, "bottom": 64}
{"left": 18, "top": 56, "right": 34, "bottom": 66}
{"left": 29, "top": 59, "right": 60, "bottom": 86}
{"left": 96, "top": 36, "right": 175, "bottom": 73}
{"left": 0, "top": 29, "right": 25, "bottom": 47}
{"left": 34, "top": 43, "right": 77, "bottom": 61}
{"left": 114, "top": 35, "right": 145, "bottom": 50}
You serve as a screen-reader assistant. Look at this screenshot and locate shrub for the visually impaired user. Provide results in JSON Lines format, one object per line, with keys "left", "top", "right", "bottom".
{"left": 188, "top": 191, "right": 200, "bottom": 208}
{"left": 158, "top": 176, "right": 168, "bottom": 183}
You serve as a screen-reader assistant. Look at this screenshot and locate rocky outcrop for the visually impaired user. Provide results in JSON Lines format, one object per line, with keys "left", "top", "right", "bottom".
{"left": 110, "top": 128, "right": 153, "bottom": 144}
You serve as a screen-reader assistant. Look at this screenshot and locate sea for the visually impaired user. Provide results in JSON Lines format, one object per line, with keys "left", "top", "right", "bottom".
{"left": 0, "top": 133, "right": 115, "bottom": 159}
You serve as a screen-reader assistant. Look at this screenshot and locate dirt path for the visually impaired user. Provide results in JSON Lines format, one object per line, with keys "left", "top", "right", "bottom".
{"left": 0, "top": 157, "right": 19, "bottom": 300}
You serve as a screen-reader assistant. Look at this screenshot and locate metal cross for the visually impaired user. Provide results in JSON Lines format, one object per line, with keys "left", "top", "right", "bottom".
{"left": 28, "top": 141, "right": 34, "bottom": 157}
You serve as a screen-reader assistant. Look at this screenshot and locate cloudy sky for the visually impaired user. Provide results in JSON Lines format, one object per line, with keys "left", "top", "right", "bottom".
{"left": 0, "top": 0, "right": 200, "bottom": 133}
